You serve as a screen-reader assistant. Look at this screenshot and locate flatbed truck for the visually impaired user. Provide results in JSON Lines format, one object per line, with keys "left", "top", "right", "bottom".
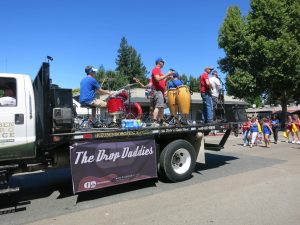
{"left": 0, "top": 62, "right": 244, "bottom": 195}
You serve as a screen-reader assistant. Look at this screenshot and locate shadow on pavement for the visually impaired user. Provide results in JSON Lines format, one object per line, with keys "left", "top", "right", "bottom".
{"left": 195, "top": 152, "right": 239, "bottom": 172}
{"left": 0, "top": 168, "right": 73, "bottom": 213}
{"left": 76, "top": 178, "right": 157, "bottom": 203}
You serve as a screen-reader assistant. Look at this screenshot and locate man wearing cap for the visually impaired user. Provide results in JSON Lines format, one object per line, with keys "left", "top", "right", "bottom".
{"left": 80, "top": 66, "right": 111, "bottom": 117}
{"left": 200, "top": 66, "right": 214, "bottom": 123}
{"left": 167, "top": 71, "right": 184, "bottom": 89}
{"left": 151, "top": 57, "right": 174, "bottom": 127}
{"left": 209, "top": 70, "right": 221, "bottom": 121}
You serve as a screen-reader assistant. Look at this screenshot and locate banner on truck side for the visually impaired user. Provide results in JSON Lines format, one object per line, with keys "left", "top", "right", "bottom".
{"left": 70, "top": 137, "right": 157, "bottom": 193}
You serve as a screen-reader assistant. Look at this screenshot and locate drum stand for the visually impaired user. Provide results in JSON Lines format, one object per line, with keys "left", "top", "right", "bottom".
{"left": 125, "top": 83, "right": 136, "bottom": 119}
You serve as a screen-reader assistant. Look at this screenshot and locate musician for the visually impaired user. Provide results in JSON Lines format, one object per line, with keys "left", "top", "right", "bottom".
{"left": 167, "top": 71, "right": 184, "bottom": 89}
{"left": 209, "top": 70, "right": 221, "bottom": 121}
{"left": 151, "top": 57, "right": 174, "bottom": 127}
{"left": 200, "top": 66, "right": 214, "bottom": 123}
{"left": 80, "top": 66, "right": 111, "bottom": 117}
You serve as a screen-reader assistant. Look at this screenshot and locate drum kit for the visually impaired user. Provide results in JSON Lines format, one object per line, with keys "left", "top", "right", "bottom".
{"left": 87, "top": 82, "right": 142, "bottom": 128}
{"left": 167, "top": 85, "right": 191, "bottom": 125}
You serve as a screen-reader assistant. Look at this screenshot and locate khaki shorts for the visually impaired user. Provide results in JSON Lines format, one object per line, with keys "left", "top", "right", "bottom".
{"left": 91, "top": 98, "right": 107, "bottom": 107}
{"left": 153, "top": 90, "right": 166, "bottom": 108}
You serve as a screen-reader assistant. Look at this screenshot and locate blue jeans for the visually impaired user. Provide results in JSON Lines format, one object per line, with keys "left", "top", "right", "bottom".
{"left": 243, "top": 130, "right": 250, "bottom": 145}
{"left": 201, "top": 93, "right": 213, "bottom": 123}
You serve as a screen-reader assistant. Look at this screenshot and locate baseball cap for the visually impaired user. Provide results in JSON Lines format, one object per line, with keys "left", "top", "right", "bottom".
{"left": 205, "top": 66, "right": 214, "bottom": 70}
{"left": 212, "top": 70, "right": 218, "bottom": 75}
{"left": 155, "top": 57, "right": 166, "bottom": 64}
{"left": 173, "top": 71, "right": 179, "bottom": 77}
{"left": 85, "top": 66, "right": 98, "bottom": 74}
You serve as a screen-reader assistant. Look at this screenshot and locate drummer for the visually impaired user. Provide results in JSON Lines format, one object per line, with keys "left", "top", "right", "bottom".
{"left": 80, "top": 66, "right": 112, "bottom": 117}
{"left": 167, "top": 71, "right": 184, "bottom": 89}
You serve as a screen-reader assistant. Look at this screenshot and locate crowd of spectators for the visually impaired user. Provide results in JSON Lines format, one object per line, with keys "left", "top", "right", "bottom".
{"left": 241, "top": 114, "right": 300, "bottom": 148}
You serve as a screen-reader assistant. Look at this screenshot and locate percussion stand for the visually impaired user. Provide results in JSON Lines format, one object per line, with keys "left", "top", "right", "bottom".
{"left": 218, "top": 84, "right": 226, "bottom": 121}
{"left": 125, "top": 83, "right": 135, "bottom": 119}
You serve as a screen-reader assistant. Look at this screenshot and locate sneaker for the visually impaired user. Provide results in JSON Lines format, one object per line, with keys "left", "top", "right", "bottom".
{"left": 150, "top": 122, "right": 160, "bottom": 128}
{"left": 160, "top": 121, "right": 169, "bottom": 127}
{"left": 243, "top": 143, "right": 247, "bottom": 147}
{"left": 296, "top": 141, "right": 300, "bottom": 144}
{"left": 292, "top": 140, "right": 296, "bottom": 144}
{"left": 250, "top": 144, "right": 253, "bottom": 148}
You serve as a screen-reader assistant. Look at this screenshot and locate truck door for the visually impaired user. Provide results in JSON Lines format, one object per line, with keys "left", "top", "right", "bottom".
{"left": 0, "top": 75, "right": 36, "bottom": 161}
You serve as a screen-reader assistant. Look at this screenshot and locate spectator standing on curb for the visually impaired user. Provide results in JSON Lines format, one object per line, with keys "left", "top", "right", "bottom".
{"left": 271, "top": 115, "right": 280, "bottom": 144}
{"left": 242, "top": 118, "right": 251, "bottom": 146}
{"left": 200, "top": 66, "right": 214, "bottom": 123}
{"left": 263, "top": 118, "right": 273, "bottom": 148}
{"left": 209, "top": 70, "right": 221, "bottom": 121}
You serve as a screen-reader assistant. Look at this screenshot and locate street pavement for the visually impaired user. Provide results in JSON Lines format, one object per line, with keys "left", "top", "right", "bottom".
{"left": 1, "top": 133, "right": 300, "bottom": 225}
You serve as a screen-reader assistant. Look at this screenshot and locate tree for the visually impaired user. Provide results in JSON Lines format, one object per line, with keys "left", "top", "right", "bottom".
{"left": 189, "top": 75, "right": 200, "bottom": 93}
{"left": 115, "top": 37, "right": 147, "bottom": 84}
{"left": 72, "top": 88, "right": 80, "bottom": 96}
{"left": 218, "top": 0, "right": 300, "bottom": 125}
{"left": 95, "top": 65, "right": 128, "bottom": 91}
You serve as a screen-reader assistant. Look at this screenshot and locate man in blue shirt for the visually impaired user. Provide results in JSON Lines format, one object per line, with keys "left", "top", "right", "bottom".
{"left": 80, "top": 66, "right": 111, "bottom": 116}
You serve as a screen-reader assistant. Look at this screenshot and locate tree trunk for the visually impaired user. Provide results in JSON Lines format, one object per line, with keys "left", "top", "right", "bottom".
{"left": 280, "top": 94, "right": 288, "bottom": 130}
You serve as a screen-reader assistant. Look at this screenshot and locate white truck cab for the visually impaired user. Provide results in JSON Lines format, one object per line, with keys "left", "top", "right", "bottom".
{"left": 0, "top": 74, "right": 36, "bottom": 161}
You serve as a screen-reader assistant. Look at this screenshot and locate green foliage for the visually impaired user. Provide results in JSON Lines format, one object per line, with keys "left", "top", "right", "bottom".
{"left": 189, "top": 75, "right": 200, "bottom": 92}
{"left": 218, "top": 0, "right": 300, "bottom": 123}
{"left": 95, "top": 65, "right": 128, "bottom": 91}
{"left": 115, "top": 37, "right": 148, "bottom": 84}
{"left": 72, "top": 88, "right": 80, "bottom": 96}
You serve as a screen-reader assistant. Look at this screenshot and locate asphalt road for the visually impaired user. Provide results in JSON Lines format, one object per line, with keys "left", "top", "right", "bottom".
{"left": 1, "top": 133, "right": 300, "bottom": 225}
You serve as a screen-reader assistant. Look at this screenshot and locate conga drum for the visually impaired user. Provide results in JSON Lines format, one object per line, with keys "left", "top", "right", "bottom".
{"left": 167, "top": 88, "right": 178, "bottom": 117}
{"left": 176, "top": 85, "right": 191, "bottom": 116}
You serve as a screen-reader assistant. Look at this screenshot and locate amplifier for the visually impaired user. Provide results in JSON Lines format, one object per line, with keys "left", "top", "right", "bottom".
{"left": 52, "top": 108, "right": 73, "bottom": 133}
{"left": 51, "top": 88, "right": 73, "bottom": 108}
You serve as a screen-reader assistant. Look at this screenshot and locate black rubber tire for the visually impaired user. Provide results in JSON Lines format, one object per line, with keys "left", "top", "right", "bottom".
{"left": 158, "top": 139, "right": 196, "bottom": 182}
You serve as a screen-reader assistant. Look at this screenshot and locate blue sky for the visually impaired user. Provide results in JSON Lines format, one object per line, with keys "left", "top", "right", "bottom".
{"left": 0, "top": 0, "right": 250, "bottom": 89}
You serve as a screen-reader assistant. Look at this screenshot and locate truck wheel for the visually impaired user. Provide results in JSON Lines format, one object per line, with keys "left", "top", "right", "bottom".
{"left": 159, "top": 139, "right": 196, "bottom": 182}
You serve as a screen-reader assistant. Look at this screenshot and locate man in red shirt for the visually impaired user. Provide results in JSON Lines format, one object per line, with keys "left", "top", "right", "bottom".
{"left": 200, "top": 66, "right": 214, "bottom": 123}
{"left": 151, "top": 57, "right": 173, "bottom": 127}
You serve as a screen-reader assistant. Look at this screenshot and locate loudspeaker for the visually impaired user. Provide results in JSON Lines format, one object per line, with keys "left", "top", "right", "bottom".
{"left": 224, "top": 105, "right": 247, "bottom": 122}
{"left": 51, "top": 88, "right": 73, "bottom": 108}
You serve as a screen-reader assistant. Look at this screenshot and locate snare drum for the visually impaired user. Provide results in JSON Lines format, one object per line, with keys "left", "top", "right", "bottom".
{"left": 167, "top": 88, "right": 178, "bottom": 117}
{"left": 107, "top": 97, "right": 125, "bottom": 115}
{"left": 176, "top": 85, "right": 191, "bottom": 116}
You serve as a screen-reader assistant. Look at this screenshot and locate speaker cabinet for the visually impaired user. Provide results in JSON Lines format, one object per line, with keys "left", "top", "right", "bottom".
{"left": 51, "top": 88, "right": 73, "bottom": 108}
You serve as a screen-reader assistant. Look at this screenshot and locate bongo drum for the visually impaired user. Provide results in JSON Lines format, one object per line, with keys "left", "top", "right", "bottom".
{"left": 176, "top": 85, "right": 190, "bottom": 116}
{"left": 167, "top": 88, "right": 178, "bottom": 117}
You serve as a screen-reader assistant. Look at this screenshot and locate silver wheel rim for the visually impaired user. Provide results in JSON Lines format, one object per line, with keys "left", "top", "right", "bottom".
{"left": 171, "top": 148, "right": 191, "bottom": 174}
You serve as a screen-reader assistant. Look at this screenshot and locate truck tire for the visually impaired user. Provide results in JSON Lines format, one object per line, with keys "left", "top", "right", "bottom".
{"left": 159, "top": 139, "right": 196, "bottom": 182}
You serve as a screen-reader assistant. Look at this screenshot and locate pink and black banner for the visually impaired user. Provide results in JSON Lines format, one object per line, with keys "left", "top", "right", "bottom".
{"left": 70, "top": 138, "right": 157, "bottom": 193}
